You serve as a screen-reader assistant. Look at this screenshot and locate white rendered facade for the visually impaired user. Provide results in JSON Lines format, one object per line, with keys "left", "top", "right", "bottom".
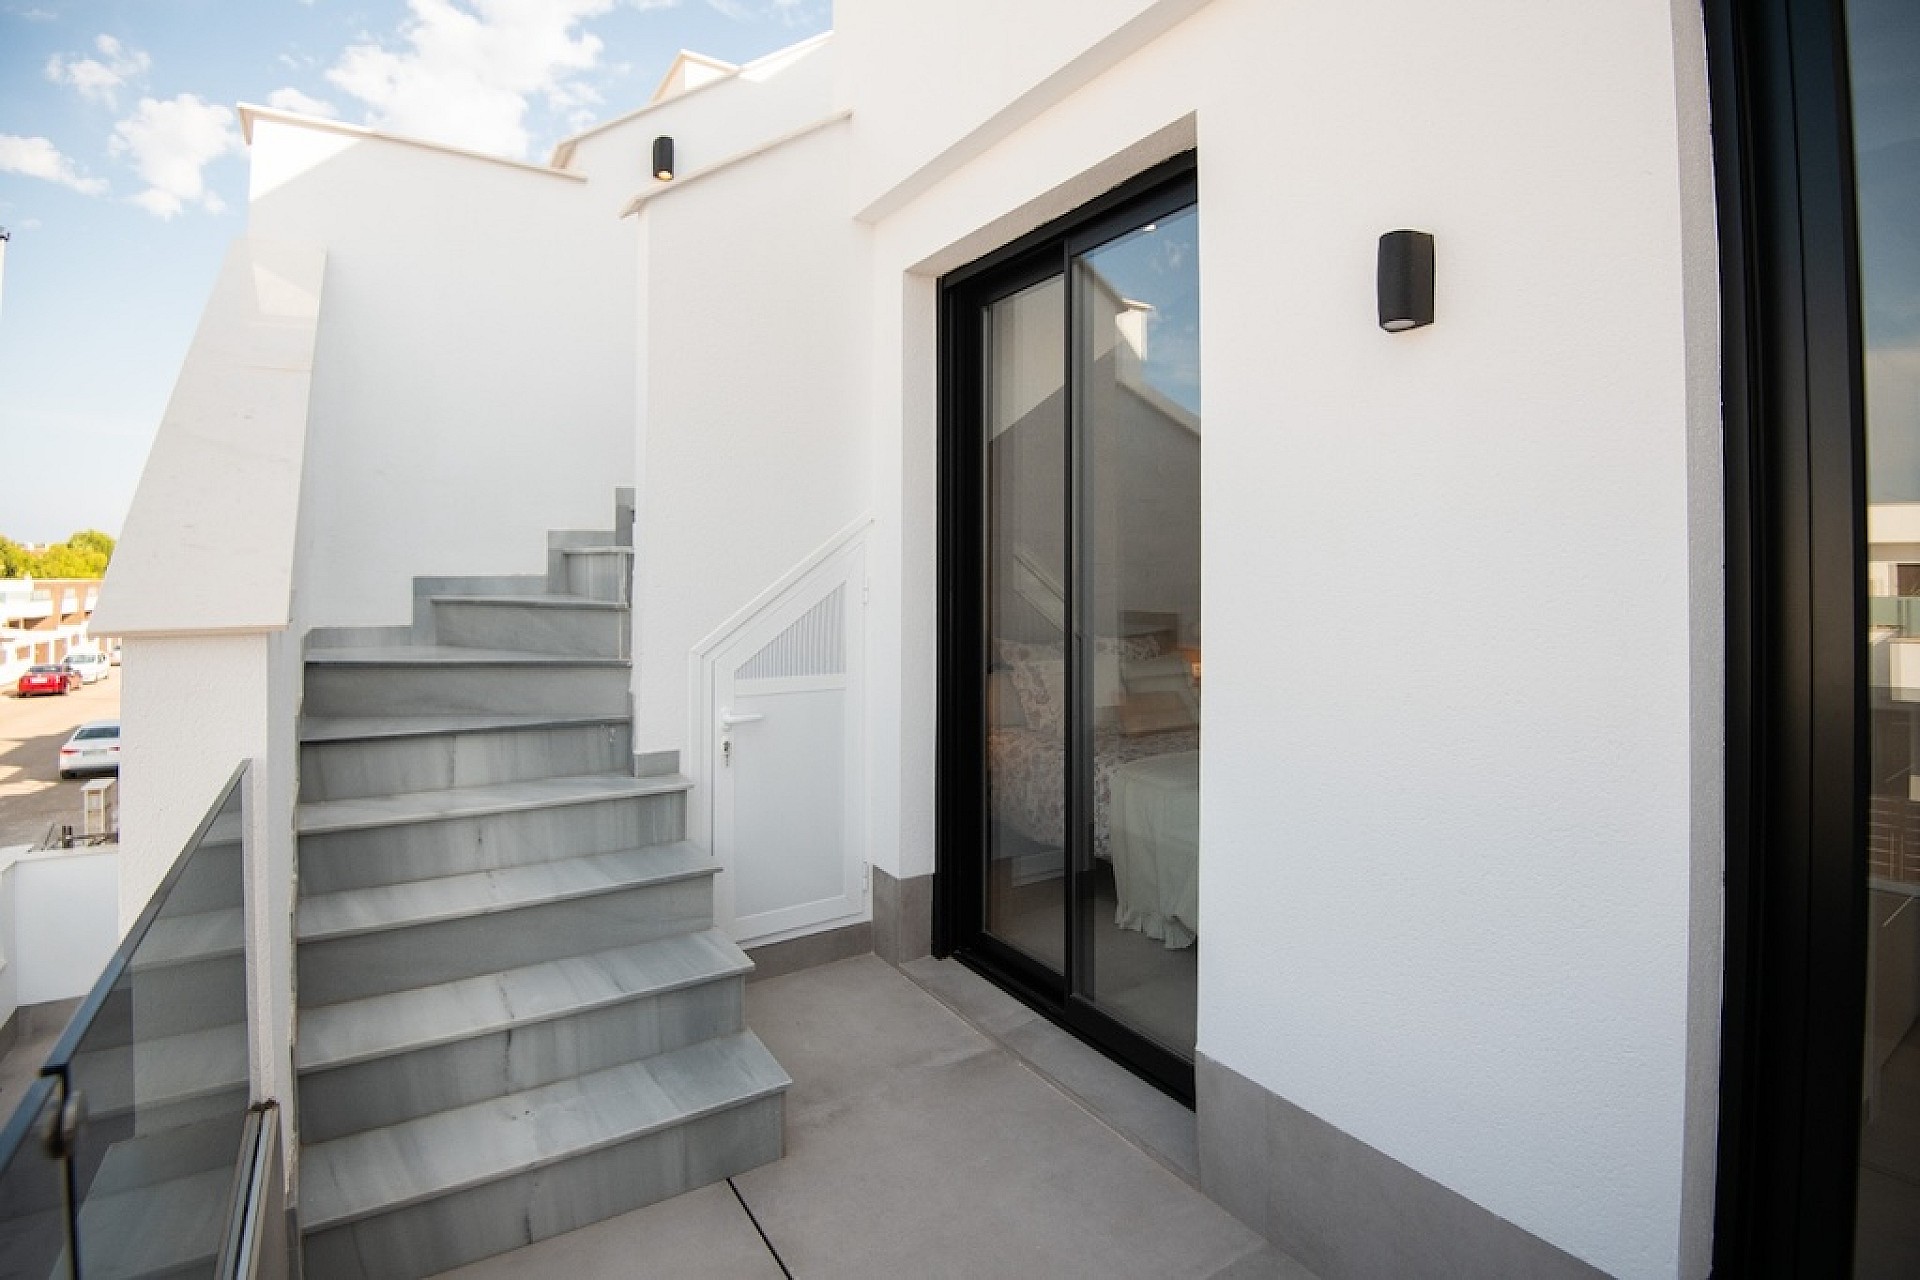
{"left": 97, "top": 3, "right": 1726, "bottom": 1276}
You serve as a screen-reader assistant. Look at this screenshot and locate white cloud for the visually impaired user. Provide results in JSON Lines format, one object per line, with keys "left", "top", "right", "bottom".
{"left": 323, "top": 0, "right": 617, "bottom": 159}
{"left": 267, "top": 87, "right": 341, "bottom": 118}
{"left": 108, "top": 95, "right": 242, "bottom": 219}
{"left": 703, "top": 0, "right": 817, "bottom": 23}
{"left": 0, "top": 134, "right": 108, "bottom": 195}
{"left": 45, "top": 34, "right": 151, "bottom": 106}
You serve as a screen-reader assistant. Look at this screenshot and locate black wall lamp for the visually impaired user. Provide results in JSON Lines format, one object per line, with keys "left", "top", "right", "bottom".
{"left": 652, "top": 136, "right": 675, "bottom": 182}
{"left": 1377, "top": 229, "right": 1435, "bottom": 332}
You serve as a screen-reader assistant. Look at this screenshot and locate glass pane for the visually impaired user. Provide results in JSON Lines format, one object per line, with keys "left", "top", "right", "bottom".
{"left": 64, "top": 779, "right": 250, "bottom": 1278}
{"left": 1073, "top": 204, "right": 1202, "bottom": 1055}
{"left": 1853, "top": 0, "right": 1920, "bottom": 1272}
{"left": 0, "top": 1076, "right": 72, "bottom": 1279}
{"left": 984, "top": 274, "right": 1069, "bottom": 972}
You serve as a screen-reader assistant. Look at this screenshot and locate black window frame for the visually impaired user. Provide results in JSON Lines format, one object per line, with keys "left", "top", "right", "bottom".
{"left": 1707, "top": 0, "right": 1874, "bottom": 1271}
{"left": 934, "top": 151, "right": 1201, "bottom": 1104}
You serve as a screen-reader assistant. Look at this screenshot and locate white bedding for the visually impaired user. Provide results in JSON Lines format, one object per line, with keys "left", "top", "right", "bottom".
{"left": 1107, "top": 749, "right": 1199, "bottom": 949}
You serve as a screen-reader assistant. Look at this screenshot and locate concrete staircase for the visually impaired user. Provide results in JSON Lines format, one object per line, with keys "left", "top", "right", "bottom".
{"left": 293, "top": 507, "right": 789, "bottom": 1278}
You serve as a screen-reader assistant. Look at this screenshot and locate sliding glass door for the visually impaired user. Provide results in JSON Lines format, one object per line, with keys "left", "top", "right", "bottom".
{"left": 940, "top": 156, "right": 1201, "bottom": 1098}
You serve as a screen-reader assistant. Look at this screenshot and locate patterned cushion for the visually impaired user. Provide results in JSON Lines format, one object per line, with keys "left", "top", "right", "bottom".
{"left": 1005, "top": 657, "right": 1066, "bottom": 733}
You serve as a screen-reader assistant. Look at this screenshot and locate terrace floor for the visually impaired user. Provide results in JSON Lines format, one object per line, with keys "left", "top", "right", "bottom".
{"left": 434, "top": 954, "right": 1317, "bottom": 1279}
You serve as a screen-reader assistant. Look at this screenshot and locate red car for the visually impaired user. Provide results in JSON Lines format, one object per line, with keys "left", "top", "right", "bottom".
{"left": 17, "top": 664, "right": 81, "bottom": 696}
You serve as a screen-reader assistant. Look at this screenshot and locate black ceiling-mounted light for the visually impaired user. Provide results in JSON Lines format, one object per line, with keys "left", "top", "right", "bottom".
{"left": 1377, "top": 229, "right": 1435, "bottom": 332}
{"left": 652, "top": 136, "right": 675, "bottom": 182}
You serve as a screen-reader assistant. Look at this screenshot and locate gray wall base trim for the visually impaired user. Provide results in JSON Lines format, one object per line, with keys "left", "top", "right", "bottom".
{"left": 1196, "top": 1053, "right": 1607, "bottom": 1280}
{"left": 871, "top": 867, "right": 933, "bottom": 966}
{"left": 745, "top": 922, "right": 872, "bottom": 983}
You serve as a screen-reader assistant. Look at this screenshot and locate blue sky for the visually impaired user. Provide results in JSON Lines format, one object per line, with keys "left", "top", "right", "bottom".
{"left": 0, "top": 0, "right": 829, "bottom": 544}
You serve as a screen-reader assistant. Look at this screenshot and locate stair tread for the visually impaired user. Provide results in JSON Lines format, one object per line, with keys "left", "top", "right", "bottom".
{"left": 297, "top": 773, "right": 689, "bottom": 835}
{"left": 132, "top": 905, "right": 244, "bottom": 968}
{"left": 74, "top": 1160, "right": 232, "bottom": 1276}
{"left": 297, "top": 928, "right": 749, "bottom": 1072}
{"left": 430, "top": 593, "right": 625, "bottom": 609}
{"left": 559, "top": 545, "right": 633, "bottom": 554}
{"left": 298, "top": 842, "right": 712, "bottom": 942}
{"left": 301, "top": 1030, "right": 790, "bottom": 1231}
{"left": 304, "top": 644, "right": 626, "bottom": 666}
{"left": 74, "top": 1021, "right": 249, "bottom": 1116}
{"left": 300, "top": 711, "right": 628, "bottom": 743}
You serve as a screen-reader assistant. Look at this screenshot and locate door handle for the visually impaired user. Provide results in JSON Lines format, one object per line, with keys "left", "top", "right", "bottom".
{"left": 719, "top": 709, "right": 765, "bottom": 728}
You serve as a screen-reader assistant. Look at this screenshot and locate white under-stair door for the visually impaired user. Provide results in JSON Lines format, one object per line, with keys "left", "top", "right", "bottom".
{"left": 709, "top": 543, "right": 866, "bottom": 945}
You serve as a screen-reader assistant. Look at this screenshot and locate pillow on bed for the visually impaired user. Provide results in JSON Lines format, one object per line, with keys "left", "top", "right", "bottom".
{"left": 1122, "top": 654, "right": 1200, "bottom": 725}
{"left": 987, "top": 669, "right": 1027, "bottom": 728}
{"left": 1006, "top": 658, "right": 1066, "bottom": 732}
{"left": 1097, "top": 634, "right": 1163, "bottom": 661}
{"left": 1117, "top": 690, "right": 1196, "bottom": 736}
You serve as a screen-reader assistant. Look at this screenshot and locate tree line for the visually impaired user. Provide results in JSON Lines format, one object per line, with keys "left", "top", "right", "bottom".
{"left": 0, "top": 530, "right": 116, "bottom": 579}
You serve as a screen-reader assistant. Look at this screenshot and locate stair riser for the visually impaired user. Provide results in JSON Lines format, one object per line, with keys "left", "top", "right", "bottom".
{"left": 300, "top": 722, "right": 633, "bottom": 803}
{"left": 122, "top": 955, "right": 247, "bottom": 1038}
{"left": 301, "top": 1096, "right": 783, "bottom": 1280}
{"left": 302, "top": 663, "right": 628, "bottom": 717}
{"left": 163, "top": 840, "right": 243, "bottom": 915}
{"left": 299, "top": 878, "right": 715, "bottom": 1005}
{"left": 82, "top": 1084, "right": 251, "bottom": 1145}
{"left": 562, "top": 551, "right": 631, "bottom": 603}
{"left": 299, "top": 978, "right": 744, "bottom": 1143}
{"left": 298, "top": 792, "right": 686, "bottom": 894}
{"left": 430, "top": 600, "right": 629, "bottom": 659}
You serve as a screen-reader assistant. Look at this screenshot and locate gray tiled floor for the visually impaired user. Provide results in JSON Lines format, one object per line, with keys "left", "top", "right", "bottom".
{"left": 437, "top": 955, "right": 1314, "bottom": 1279}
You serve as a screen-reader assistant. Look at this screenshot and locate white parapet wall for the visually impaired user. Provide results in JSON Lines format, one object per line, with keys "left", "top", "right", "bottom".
{"left": 91, "top": 236, "right": 323, "bottom": 1168}
{"left": 241, "top": 109, "right": 640, "bottom": 633}
{"left": 0, "top": 846, "right": 119, "bottom": 1026}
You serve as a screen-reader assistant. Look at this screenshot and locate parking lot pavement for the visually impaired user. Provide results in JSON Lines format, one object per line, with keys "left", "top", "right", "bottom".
{"left": 0, "top": 673, "right": 122, "bottom": 849}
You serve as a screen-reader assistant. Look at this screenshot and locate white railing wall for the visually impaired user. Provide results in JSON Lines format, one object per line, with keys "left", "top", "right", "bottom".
{"left": 89, "top": 237, "right": 323, "bottom": 1185}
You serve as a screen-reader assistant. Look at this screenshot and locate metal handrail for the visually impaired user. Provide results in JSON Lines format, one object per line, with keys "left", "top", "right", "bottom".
{"left": 216, "top": 1103, "right": 284, "bottom": 1280}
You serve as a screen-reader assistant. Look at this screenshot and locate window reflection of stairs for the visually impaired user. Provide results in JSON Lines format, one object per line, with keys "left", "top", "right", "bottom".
{"left": 293, "top": 507, "right": 789, "bottom": 1278}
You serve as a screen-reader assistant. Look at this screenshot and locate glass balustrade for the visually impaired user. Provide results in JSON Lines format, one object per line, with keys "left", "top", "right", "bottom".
{"left": 0, "top": 765, "right": 281, "bottom": 1279}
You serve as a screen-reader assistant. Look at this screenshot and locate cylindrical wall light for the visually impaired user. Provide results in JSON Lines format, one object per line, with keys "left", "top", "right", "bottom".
{"left": 1377, "top": 229, "right": 1435, "bottom": 332}
{"left": 652, "top": 136, "right": 675, "bottom": 182}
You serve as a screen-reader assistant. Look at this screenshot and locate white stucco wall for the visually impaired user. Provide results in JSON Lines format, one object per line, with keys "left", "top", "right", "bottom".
{"left": 245, "top": 118, "right": 637, "bottom": 630}
{"left": 116, "top": 632, "right": 302, "bottom": 1134}
{"left": 837, "top": 1, "right": 1719, "bottom": 1275}
{"left": 628, "top": 121, "right": 869, "bottom": 762}
{"left": 8, "top": 848, "right": 117, "bottom": 1006}
{"left": 834, "top": 0, "right": 1212, "bottom": 216}
{"left": 558, "top": 34, "right": 835, "bottom": 205}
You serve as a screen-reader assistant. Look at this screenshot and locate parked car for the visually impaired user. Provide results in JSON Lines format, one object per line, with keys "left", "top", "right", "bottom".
{"left": 58, "top": 720, "right": 120, "bottom": 778}
{"left": 63, "top": 652, "right": 111, "bottom": 684}
{"left": 17, "top": 664, "right": 81, "bottom": 697}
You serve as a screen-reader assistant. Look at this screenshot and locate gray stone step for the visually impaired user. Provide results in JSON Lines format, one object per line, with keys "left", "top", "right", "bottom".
{"left": 71, "top": 1020, "right": 248, "bottom": 1122}
{"left": 297, "top": 929, "right": 752, "bottom": 1142}
{"left": 163, "top": 837, "right": 243, "bottom": 915}
{"left": 70, "top": 1125, "right": 239, "bottom": 1280}
{"left": 299, "top": 712, "right": 632, "bottom": 802}
{"left": 430, "top": 594, "right": 630, "bottom": 659}
{"left": 559, "top": 546, "right": 633, "bottom": 603}
{"left": 302, "top": 646, "right": 628, "bottom": 717}
{"left": 65, "top": 1020, "right": 248, "bottom": 1139}
{"left": 296, "top": 773, "right": 689, "bottom": 894}
{"left": 297, "top": 844, "right": 717, "bottom": 1006}
{"left": 115, "top": 906, "right": 246, "bottom": 1039}
{"left": 300, "top": 1031, "right": 789, "bottom": 1279}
